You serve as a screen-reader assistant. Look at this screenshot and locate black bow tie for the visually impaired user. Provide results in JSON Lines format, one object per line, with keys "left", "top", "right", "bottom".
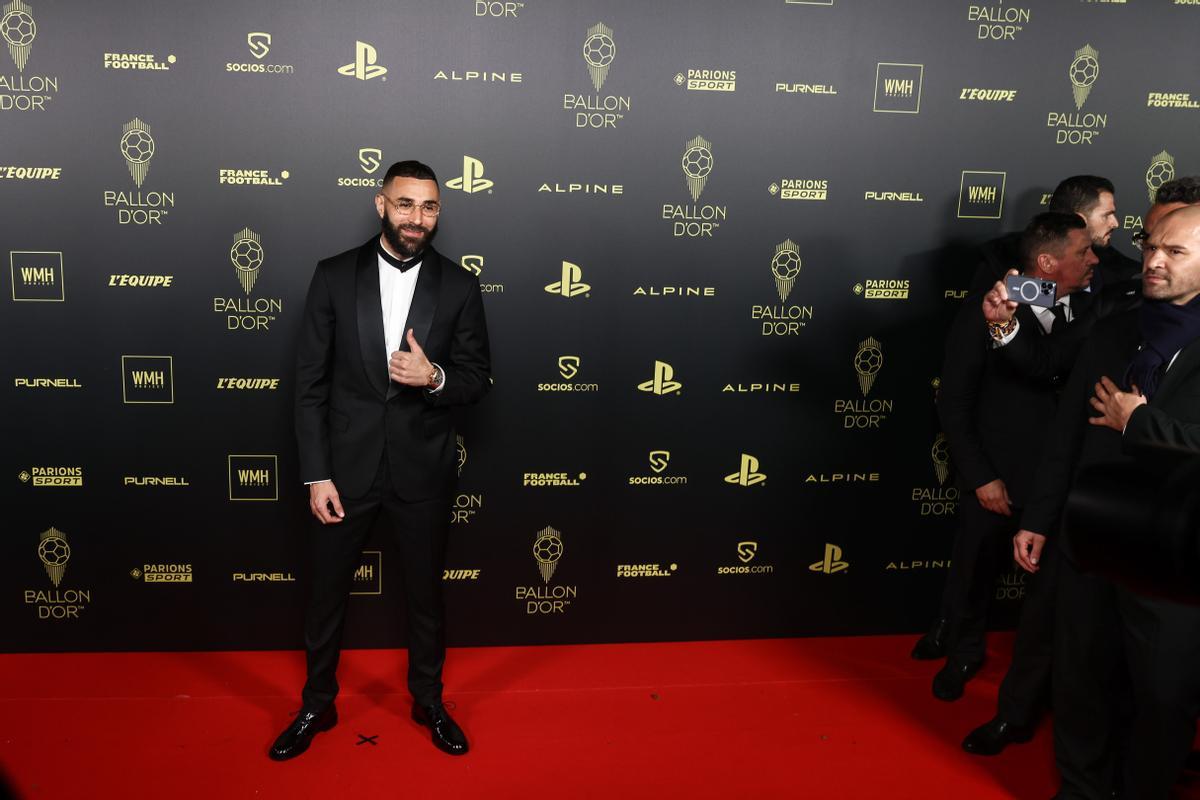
{"left": 378, "top": 243, "right": 422, "bottom": 272}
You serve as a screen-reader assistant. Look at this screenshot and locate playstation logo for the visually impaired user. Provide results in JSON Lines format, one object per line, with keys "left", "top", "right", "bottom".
{"left": 545, "top": 261, "right": 590, "bottom": 298}
{"left": 809, "top": 543, "right": 849, "bottom": 574}
{"left": 637, "top": 361, "right": 682, "bottom": 395}
{"left": 445, "top": 156, "right": 493, "bottom": 194}
{"left": 725, "top": 453, "right": 766, "bottom": 487}
{"left": 338, "top": 40, "right": 387, "bottom": 81}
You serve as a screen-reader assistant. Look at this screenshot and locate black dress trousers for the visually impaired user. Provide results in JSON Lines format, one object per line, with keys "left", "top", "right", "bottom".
{"left": 301, "top": 453, "right": 450, "bottom": 710}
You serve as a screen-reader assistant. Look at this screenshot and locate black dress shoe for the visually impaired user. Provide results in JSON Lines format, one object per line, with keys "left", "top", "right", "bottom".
{"left": 911, "top": 618, "right": 950, "bottom": 660}
{"left": 961, "top": 716, "right": 1033, "bottom": 755}
{"left": 269, "top": 704, "right": 337, "bottom": 761}
{"left": 412, "top": 701, "right": 469, "bottom": 756}
{"left": 932, "top": 659, "right": 981, "bottom": 701}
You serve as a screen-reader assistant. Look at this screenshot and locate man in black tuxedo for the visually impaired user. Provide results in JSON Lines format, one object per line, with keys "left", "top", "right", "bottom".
{"left": 1015, "top": 205, "right": 1200, "bottom": 798}
{"left": 269, "top": 160, "right": 491, "bottom": 761}
{"left": 923, "top": 213, "right": 1097, "bottom": 705}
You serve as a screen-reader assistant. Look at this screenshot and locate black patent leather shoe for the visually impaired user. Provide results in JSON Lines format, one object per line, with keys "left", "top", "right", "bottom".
{"left": 412, "top": 702, "right": 469, "bottom": 756}
{"left": 268, "top": 705, "right": 337, "bottom": 761}
{"left": 932, "top": 659, "right": 982, "bottom": 701}
{"left": 911, "top": 618, "right": 950, "bottom": 660}
{"left": 961, "top": 716, "right": 1033, "bottom": 755}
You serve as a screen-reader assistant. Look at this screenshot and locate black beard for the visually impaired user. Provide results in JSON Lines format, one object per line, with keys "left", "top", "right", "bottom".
{"left": 381, "top": 215, "right": 433, "bottom": 258}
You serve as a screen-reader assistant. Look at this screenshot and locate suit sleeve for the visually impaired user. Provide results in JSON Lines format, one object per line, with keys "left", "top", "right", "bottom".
{"left": 1019, "top": 335, "right": 1100, "bottom": 537}
{"left": 994, "top": 311, "right": 1095, "bottom": 382}
{"left": 1124, "top": 405, "right": 1200, "bottom": 453}
{"left": 294, "top": 263, "right": 335, "bottom": 483}
{"left": 425, "top": 277, "right": 491, "bottom": 408}
{"left": 937, "top": 302, "right": 995, "bottom": 492}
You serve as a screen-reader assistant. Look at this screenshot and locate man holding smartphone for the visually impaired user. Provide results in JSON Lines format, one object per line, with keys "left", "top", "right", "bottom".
{"left": 923, "top": 212, "right": 1096, "bottom": 709}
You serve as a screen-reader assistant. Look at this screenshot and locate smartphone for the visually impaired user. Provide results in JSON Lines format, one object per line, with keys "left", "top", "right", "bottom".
{"left": 1004, "top": 274, "right": 1057, "bottom": 309}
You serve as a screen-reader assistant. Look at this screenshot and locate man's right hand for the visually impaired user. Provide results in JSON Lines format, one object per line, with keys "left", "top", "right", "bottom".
{"left": 975, "top": 478, "right": 1012, "bottom": 516}
{"left": 1013, "top": 530, "right": 1045, "bottom": 574}
{"left": 982, "top": 270, "right": 1019, "bottom": 324}
{"left": 309, "top": 480, "right": 345, "bottom": 524}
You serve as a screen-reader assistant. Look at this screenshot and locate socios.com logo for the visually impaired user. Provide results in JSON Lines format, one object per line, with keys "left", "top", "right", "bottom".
{"left": 247, "top": 32, "right": 271, "bottom": 60}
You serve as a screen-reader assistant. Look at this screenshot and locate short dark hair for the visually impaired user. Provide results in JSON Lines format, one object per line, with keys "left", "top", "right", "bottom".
{"left": 1048, "top": 175, "right": 1115, "bottom": 215}
{"left": 382, "top": 160, "right": 438, "bottom": 184}
{"left": 1154, "top": 176, "right": 1200, "bottom": 205}
{"left": 1019, "top": 212, "right": 1087, "bottom": 272}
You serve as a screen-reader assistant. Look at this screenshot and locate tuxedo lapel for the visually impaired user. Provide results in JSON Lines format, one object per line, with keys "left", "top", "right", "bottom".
{"left": 1154, "top": 337, "right": 1200, "bottom": 401}
{"left": 355, "top": 240, "right": 388, "bottom": 400}
{"left": 400, "top": 249, "right": 442, "bottom": 353}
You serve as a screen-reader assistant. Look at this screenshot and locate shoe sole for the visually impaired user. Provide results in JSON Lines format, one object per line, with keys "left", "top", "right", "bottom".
{"left": 962, "top": 732, "right": 1034, "bottom": 756}
{"left": 268, "top": 710, "right": 338, "bottom": 761}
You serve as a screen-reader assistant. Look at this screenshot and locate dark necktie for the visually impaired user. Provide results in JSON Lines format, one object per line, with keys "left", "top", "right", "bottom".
{"left": 377, "top": 243, "right": 421, "bottom": 272}
{"left": 1049, "top": 303, "right": 1068, "bottom": 333}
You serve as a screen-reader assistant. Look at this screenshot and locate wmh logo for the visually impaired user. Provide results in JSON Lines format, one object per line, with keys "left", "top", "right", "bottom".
{"left": 11, "top": 251, "right": 64, "bottom": 302}
{"left": 957, "top": 171, "right": 1006, "bottom": 220}
{"left": 228, "top": 454, "right": 278, "bottom": 501}
{"left": 874, "top": 63, "right": 923, "bottom": 114}
{"left": 121, "top": 355, "right": 174, "bottom": 404}
{"left": 351, "top": 550, "right": 382, "bottom": 595}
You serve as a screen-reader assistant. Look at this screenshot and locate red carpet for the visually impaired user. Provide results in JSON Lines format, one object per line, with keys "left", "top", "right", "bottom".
{"left": 2, "top": 635, "right": 1198, "bottom": 799}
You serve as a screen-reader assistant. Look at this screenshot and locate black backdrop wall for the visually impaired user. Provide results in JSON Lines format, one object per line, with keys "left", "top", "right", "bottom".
{"left": 5, "top": 0, "right": 1196, "bottom": 652}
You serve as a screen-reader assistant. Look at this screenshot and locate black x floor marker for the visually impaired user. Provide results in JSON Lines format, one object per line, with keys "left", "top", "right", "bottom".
{"left": 356, "top": 734, "right": 379, "bottom": 746}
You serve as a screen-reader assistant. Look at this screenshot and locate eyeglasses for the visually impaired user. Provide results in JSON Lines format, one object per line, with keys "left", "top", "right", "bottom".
{"left": 382, "top": 196, "right": 441, "bottom": 217}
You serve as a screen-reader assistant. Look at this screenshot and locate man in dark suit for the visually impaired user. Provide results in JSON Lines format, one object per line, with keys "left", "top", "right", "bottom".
{"left": 1015, "top": 205, "right": 1200, "bottom": 798}
{"left": 922, "top": 213, "right": 1097, "bottom": 705}
{"left": 921, "top": 212, "right": 1099, "bottom": 705}
{"left": 269, "top": 160, "right": 491, "bottom": 761}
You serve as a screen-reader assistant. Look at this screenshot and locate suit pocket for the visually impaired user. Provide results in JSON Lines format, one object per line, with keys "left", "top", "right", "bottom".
{"left": 330, "top": 408, "right": 351, "bottom": 432}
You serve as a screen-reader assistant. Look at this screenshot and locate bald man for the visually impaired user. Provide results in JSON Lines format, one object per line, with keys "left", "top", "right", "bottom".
{"left": 1015, "top": 205, "right": 1200, "bottom": 798}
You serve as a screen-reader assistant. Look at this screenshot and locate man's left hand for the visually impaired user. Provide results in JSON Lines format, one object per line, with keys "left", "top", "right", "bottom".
{"left": 1088, "top": 375, "right": 1147, "bottom": 432}
{"left": 389, "top": 329, "right": 433, "bottom": 386}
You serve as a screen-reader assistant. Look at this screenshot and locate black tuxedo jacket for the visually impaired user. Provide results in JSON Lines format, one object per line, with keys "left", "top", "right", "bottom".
{"left": 938, "top": 296, "right": 1062, "bottom": 507}
{"left": 993, "top": 277, "right": 1142, "bottom": 382}
{"left": 294, "top": 239, "right": 491, "bottom": 501}
{"left": 1022, "top": 309, "right": 1200, "bottom": 538}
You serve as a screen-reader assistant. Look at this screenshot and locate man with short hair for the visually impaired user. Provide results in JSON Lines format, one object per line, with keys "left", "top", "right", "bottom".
{"left": 1015, "top": 205, "right": 1200, "bottom": 798}
{"left": 1047, "top": 174, "right": 1139, "bottom": 290}
{"left": 1138, "top": 176, "right": 1200, "bottom": 248}
{"left": 270, "top": 160, "right": 492, "bottom": 761}
{"left": 922, "top": 213, "right": 1097, "bottom": 702}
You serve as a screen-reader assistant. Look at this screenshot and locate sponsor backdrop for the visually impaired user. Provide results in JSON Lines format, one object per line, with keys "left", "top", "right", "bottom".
{"left": 4, "top": 0, "right": 1196, "bottom": 652}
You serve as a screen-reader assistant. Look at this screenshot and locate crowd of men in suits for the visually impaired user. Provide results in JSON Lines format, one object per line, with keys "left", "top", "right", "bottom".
{"left": 914, "top": 174, "right": 1200, "bottom": 799}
